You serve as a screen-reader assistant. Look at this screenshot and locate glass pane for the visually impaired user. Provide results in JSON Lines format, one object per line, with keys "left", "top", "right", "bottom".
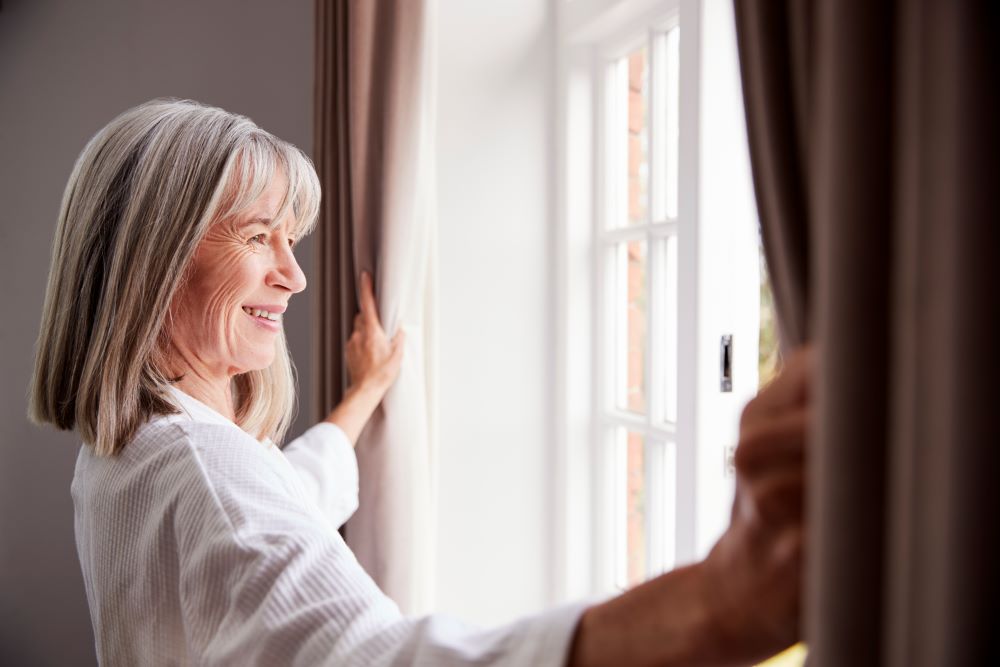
{"left": 646, "top": 439, "right": 677, "bottom": 575}
{"left": 614, "top": 240, "right": 648, "bottom": 413}
{"left": 758, "top": 243, "right": 780, "bottom": 388}
{"left": 662, "top": 235, "right": 678, "bottom": 423}
{"left": 625, "top": 46, "right": 649, "bottom": 226}
{"left": 615, "top": 432, "right": 677, "bottom": 589}
{"left": 615, "top": 428, "right": 648, "bottom": 588}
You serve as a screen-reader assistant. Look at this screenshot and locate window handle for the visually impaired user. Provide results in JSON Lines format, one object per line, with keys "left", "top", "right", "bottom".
{"left": 720, "top": 335, "right": 733, "bottom": 392}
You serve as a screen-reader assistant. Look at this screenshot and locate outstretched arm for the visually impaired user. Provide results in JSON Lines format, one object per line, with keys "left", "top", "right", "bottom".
{"left": 569, "top": 346, "right": 813, "bottom": 667}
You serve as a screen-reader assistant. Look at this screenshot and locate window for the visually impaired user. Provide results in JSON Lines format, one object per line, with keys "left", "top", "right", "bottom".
{"left": 555, "top": 0, "right": 763, "bottom": 600}
{"left": 599, "top": 28, "right": 682, "bottom": 589}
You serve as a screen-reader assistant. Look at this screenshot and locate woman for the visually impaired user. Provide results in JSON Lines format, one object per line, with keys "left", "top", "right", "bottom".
{"left": 30, "top": 99, "right": 810, "bottom": 666}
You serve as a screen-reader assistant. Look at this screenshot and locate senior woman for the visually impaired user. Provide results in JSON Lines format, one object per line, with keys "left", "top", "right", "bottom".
{"left": 30, "top": 99, "right": 811, "bottom": 666}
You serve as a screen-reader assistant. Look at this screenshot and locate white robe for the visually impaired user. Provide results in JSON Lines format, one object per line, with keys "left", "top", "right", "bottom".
{"left": 71, "top": 386, "right": 585, "bottom": 665}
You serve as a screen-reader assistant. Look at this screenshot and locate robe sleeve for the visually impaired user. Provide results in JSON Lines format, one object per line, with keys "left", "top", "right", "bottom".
{"left": 281, "top": 422, "right": 359, "bottom": 528}
{"left": 174, "top": 423, "right": 587, "bottom": 666}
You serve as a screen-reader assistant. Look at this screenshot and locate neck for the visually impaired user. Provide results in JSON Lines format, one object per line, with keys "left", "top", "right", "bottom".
{"left": 163, "top": 345, "right": 236, "bottom": 421}
{"left": 175, "top": 373, "right": 235, "bottom": 421}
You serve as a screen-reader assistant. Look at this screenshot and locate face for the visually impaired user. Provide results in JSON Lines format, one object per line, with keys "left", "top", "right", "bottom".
{"left": 167, "top": 174, "right": 306, "bottom": 379}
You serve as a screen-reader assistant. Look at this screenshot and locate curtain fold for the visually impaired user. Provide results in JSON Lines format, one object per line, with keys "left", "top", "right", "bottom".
{"left": 733, "top": 0, "right": 813, "bottom": 347}
{"left": 314, "top": 0, "right": 438, "bottom": 615}
{"left": 734, "top": 0, "right": 999, "bottom": 664}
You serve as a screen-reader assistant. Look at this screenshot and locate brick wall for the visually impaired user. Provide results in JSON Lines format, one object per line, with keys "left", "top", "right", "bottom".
{"left": 625, "top": 48, "right": 648, "bottom": 587}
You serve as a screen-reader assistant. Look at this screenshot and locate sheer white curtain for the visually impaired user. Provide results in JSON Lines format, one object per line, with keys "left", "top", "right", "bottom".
{"left": 314, "top": 0, "right": 438, "bottom": 615}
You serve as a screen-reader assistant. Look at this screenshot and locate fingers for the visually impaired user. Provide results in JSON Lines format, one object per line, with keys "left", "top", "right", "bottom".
{"left": 749, "top": 469, "right": 804, "bottom": 525}
{"left": 358, "top": 271, "right": 382, "bottom": 330}
{"left": 735, "top": 403, "right": 809, "bottom": 530}
{"left": 742, "top": 345, "right": 814, "bottom": 423}
{"left": 736, "top": 407, "right": 810, "bottom": 475}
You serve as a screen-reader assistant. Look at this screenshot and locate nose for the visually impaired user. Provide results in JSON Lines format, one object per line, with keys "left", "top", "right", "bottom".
{"left": 268, "top": 242, "right": 307, "bottom": 294}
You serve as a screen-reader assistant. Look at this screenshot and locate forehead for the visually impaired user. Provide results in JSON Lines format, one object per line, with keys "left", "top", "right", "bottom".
{"left": 239, "top": 177, "right": 289, "bottom": 219}
{"left": 210, "top": 139, "right": 319, "bottom": 240}
{"left": 217, "top": 173, "right": 298, "bottom": 232}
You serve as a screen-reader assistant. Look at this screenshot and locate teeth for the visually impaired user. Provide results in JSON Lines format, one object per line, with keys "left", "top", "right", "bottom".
{"left": 243, "top": 306, "right": 281, "bottom": 322}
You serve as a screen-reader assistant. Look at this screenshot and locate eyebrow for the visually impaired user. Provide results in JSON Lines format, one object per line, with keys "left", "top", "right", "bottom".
{"left": 237, "top": 216, "right": 273, "bottom": 230}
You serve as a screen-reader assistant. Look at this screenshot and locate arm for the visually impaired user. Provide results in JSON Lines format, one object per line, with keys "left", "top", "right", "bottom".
{"left": 324, "top": 381, "right": 392, "bottom": 445}
{"left": 569, "top": 347, "right": 812, "bottom": 667}
{"left": 283, "top": 271, "right": 401, "bottom": 525}
{"left": 325, "top": 271, "right": 405, "bottom": 445}
{"left": 178, "top": 424, "right": 586, "bottom": 666}
{"left": 281, "top": 422, "right": 359, "bottom": 527}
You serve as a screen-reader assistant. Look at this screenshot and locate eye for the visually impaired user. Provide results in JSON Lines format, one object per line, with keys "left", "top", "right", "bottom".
{"left": 248, "top": 233, "right": 267, "bottom": 247}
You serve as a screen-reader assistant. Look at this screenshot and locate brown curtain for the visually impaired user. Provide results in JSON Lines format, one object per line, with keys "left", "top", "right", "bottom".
{"left": 735, "top": 0, "right": 999, "bottom": 664}
{"left": 314, "top": 0, "right": 438, "bottom": 614}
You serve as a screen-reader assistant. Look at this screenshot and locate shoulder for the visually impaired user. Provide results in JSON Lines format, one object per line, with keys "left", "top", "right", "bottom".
{"left": 122, "top": 418, "right": 272, "bottom": 481}
{"left": 129, "top": 415, "right": 272, "bottom": 464}
{"left": 132, "top": 418, "right": 322, "bottom": 538}
{"left": 119, "top": 418, "right": 294, "bottom": 520}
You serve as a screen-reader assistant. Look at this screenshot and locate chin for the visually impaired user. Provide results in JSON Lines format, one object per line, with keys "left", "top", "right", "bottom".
{"left": 249, "top": 357, "right": 276, "bottom": 372}
{"left": 233, "top": 353, "right": 277, "bottom": 375}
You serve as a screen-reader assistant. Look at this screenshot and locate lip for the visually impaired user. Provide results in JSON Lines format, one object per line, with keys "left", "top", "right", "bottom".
{"left": 241, "top": 304, "right": 285, "bottom": 332}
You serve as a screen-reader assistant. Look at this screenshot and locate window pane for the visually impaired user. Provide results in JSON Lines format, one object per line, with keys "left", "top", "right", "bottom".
{"left": 625, "top": 46, "right": 649, "bottom": 226}
{"left": 759, "top": 244, "right": 780, "bottom": 388}
{"left": 662, "top": 235, "right": 678, "bottom": 423}
{"left": 614, "top": 240, "right": 648, "bottom": 414}
{"left": 615, "top": 428, "right": 647, "bottom": 588}
{"left": 614, "top": 430, "right": 677, "bottom": 589}
{"left": 646, "top": 439, "right": 677, "bottom": 575}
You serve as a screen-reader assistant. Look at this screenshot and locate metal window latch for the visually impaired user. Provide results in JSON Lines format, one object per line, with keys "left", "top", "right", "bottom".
{"left": 720, "top": 335, "right": 733, "bottom": 392}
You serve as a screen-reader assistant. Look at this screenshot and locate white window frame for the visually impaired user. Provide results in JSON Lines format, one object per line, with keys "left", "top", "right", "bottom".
{"left": 552, "top": 0, "right": 703, "bottom": 601}
{"left": 554, "top": 0, "right": 762, "bottom": 605}
{"left": 597, "top": 20, "right": 685, "bottom": 592}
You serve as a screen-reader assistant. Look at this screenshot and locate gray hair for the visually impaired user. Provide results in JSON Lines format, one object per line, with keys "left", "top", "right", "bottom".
{"left": 29, "top": 98, "right": 321, "bottom": 456}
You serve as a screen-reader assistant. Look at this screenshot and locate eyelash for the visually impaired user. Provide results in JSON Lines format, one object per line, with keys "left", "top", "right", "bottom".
{"left": 248, "top": 233, "right": 297, "bottom": 249}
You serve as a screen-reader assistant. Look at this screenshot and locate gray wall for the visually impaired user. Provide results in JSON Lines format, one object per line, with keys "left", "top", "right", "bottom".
{"left": 0, "top": 1, "right": 315, "bottom": 663}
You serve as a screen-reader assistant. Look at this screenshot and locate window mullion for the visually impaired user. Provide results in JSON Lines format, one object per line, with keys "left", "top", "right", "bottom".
{"left": 646, "top": 28, "right": 665, "bottom": 580}
{"left": 674, "top": 0, "right": 701, "bottom": 566}
{"left": 648, "top": 220, "right": 679, "bottom": 238}
{"left": 647, "top": 27, "right": 664, "bottom": 429}
{"left": 601, "top": 412, "right": 676, "bottom": 440}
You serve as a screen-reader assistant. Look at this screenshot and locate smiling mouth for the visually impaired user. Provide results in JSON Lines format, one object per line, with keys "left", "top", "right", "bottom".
{"left": 242, "top": 306, "right": 282, "bottom": 322}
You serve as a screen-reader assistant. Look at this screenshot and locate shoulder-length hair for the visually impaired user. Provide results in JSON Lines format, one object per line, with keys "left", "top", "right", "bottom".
{"left": 29, "top": 98, "right": 321, "bottom": 456}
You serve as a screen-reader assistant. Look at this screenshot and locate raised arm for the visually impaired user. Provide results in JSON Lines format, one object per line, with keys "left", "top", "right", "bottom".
{"left": 325, "top": 271, "right": 405, "bottom": 444}
{"left": 284, "top": 271, "right": 402, "bottom": 526}
{"left": 282, "top": 421, "right": 360, "bottom": 527}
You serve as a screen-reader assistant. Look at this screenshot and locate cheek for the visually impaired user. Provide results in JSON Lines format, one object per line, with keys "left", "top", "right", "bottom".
{"left": 204, "top": 262, "right": 256, "bottom": 337}
{"left": 180, "top": 251, "right": 258, "bottom": 345}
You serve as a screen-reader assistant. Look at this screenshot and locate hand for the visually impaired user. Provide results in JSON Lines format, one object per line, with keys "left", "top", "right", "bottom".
{"left": 567, "top": 346, "right": 813, "bottom": 667}
{"left": 345, "top": 271, "right": 405, "bottom": 395}
{"left": 699, "top": 345, "right": 813, "bottom": 661}
{"left": 324, "top": 271, "right": 405, "bottom": 445}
